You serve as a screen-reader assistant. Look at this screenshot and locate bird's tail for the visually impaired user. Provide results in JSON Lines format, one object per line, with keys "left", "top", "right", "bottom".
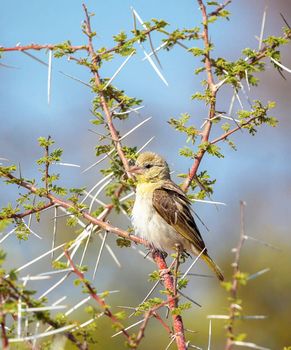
{"left": 201, "top": 253, "right": 224, "bottom": 281}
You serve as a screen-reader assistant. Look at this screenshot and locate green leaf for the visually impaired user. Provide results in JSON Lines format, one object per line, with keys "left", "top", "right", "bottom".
{"left": 178, "top": 278, "right": 188, "bottom": 289}
{"left": 171, "top": 302, "right": 191, "bottom": 315}
{"left": 116, "top": 238, "right": 131, "bottom": 248}
{"left": 148, "top": 270, "right": 160, "bottom": 282}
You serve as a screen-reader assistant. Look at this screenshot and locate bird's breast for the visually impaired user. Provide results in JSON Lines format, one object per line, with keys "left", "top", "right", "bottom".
{"left": 132, "top": 188, "right": 191, "bottom": 252}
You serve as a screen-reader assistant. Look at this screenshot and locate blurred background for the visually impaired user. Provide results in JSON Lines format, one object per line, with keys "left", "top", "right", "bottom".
{"left": 0, "top": 0, "right": 290, "bottom": 349}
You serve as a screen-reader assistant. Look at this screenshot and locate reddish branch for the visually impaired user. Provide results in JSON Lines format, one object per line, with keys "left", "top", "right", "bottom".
{"left": 0, "top": 44, "right": 88, "bottom": 52}
{"left": 66, "top": 249, "right": 174, "bottom": 349}
{"left": 0, "top": 29, "right": 158, "bottom": 60}
{"left": 135, "top": 298, "right": 174, "bottom": 347}
{"left": 210, "top": 115, "right": 258, "bottom": 144}
{"left": 225, "top": 201, "right": 246, "bottom": 350}
{"left": 65, "top": 250, "right": 134, "bottom": 345}
{"left": 0, "top": 201, "right": 54, "bottom": 221}
{"left": 82, "top": 4, "right": 132, "bottom": 177}
{"left": 45, "top": 136, "right": 51, "bottom": 194}
{"left": 182, "top": 0, "right": 217, "bottom": 192}
{"left": 0, "top": 171, "right": 146, "bottom": 246}
{"left": 153, "top": 252, "right": 187, "bottom": 350}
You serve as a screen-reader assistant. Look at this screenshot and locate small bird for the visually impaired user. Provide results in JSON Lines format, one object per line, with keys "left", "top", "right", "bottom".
{"left": 131, "top": 152, "right": 224, "bottom": 281}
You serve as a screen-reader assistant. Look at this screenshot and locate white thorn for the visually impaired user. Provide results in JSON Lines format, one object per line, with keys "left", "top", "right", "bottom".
{"left": 182, "top": 248, "right": 206, "bottom": 279}
{"left": 103, "top": 50, "right": 135, "bottom": 90}
{"left": 47, "top": 50, "right": 52, "bottom": 104}
{"left": 93, "top": 231, "right": 108, "bottom": 279}
{"left": 258, "top": 7, "right": 267, "bottom": 50}
{"left": 270, "top": 57, "right": 291, "bottom": 74}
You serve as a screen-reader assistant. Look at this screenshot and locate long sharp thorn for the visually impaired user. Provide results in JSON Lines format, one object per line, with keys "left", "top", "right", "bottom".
{"left": 258, "top": 6, "right": 267, "bottom": 50}
{"left": 51, "top": 207, "right": 57, "bottom": 260}
{"left": 280, "top": 13, "right": 291, "bottom": 29}
{"left": 93, "top": 231, "right": 108, "bottom": 279}
{"left": 103, "top": 50, "right": 135, "bottom": 90}
{"left": 270, "top": 57, "right": 291, "bottom": 74}
{"left": 181, "top": 248, "right": 206, "bottom": 279}
{"left": 119, "top": 117, "right": 152, "bottom": 141}
{"left": 137, "top": 136, "right": 155, "bottom": 153}
{"left": 47, "top": 50, "right": 52, "bottom": 104}
{"left": 207, "top": 320, "right": 212, "bottom": 350}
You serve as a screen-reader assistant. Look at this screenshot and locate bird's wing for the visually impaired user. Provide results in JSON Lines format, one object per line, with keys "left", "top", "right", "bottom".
{"left": 152, "top": 181, "right": 206, "bottom": 252}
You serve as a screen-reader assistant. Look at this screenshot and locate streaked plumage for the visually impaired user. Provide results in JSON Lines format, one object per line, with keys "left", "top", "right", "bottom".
{"left": 131, "top": 152, "right": 224, "bottom": 281}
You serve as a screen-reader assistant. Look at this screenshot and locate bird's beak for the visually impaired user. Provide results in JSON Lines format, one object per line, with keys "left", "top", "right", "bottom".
{"left": 128, "top": 165, "right": 144, "bottom": 175}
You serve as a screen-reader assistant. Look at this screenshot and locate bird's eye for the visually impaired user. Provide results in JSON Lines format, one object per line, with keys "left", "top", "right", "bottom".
{"left": 144, "top": 163, "right": 153, "bottom": 169}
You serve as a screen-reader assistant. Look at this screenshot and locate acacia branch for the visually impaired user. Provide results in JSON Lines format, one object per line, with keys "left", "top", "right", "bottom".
{"left": 3, "top": 278, "right": 85, "bottom": 349}
{"left": 182, "top": 0, "right": 217, "bottom": 192}
{"left": 65, "top": 250, "right": 135, "bottom": 346}
{"left": 208, "top": 0, "right": 231, "bottom": 17}
{"left": 82, "top": 4, "right": 132, "bottom": 177}
{"left": 210, "top": 115, "right": 258, "bottom": 144}
{"left": 248, "top": 30, "right": 291, "bottom": 65}
{"left": 0, "top": 202, "right": 55, "bottom": 221}
{"left": 153, "top": 251, "right": 187, "bottom": 350}
{"left": 0, "top": 171, "right": 146, "bottom": 246}
{"left": 44, "top": 136, "right": 51, "bottom": 194}
{"left": 0, "top": 44, "right": 88, "bottom": 53}
{"left": 135, "top": 299, "right": 174, "bottom": 347}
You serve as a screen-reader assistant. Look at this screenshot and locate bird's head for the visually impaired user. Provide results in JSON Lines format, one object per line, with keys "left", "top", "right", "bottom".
{"left": 130, "top": 152, "right": 170, "bottom": 183}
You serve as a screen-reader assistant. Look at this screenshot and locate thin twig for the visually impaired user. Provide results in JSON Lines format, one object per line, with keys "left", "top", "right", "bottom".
{"left": 0, "top": 296, "right": 9, "bottom": 350}
{"left": 208, "top": 1, "right": 231, "bottom": 17}
{"left": 44, "top": 136, "right": 51, "bottom": 194}
{"left": 64, "top": 250, "right": 134, "bottom": 346}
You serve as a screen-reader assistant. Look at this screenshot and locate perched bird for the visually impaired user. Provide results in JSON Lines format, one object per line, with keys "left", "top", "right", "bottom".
{"left": 131, "top": 152, "right": 224, "bottom": 281}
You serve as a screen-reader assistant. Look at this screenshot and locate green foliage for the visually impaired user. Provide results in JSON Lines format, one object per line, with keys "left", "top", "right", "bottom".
{"left": 199, "top": 142, "right": 224, "bottom": 158}
{"left": 171, "top": 302, "right": 192, "bottom": 315}
{"left": 116, "top": 237, "right": 131, "bottom": 248}
{"left": 54, "top": 40, "right": 81, "bottom": 57}
{"left": 15, "top": 221, "right": 31, "bottom": 240}
{"left": 161, "top": 27, "right": 200, "bottom": 50}
{"left": 52, "top": 260, "right": 68, "bottom": 270}
{"left": 168, "top": 113, "right": 199, "bottom": 144}
{"left": 134, "top": 297, "right": 163, "bottom": 316}
{"left": 177, "top": 278, "right": 188, "bottom": 290}
{"left": 179, "top": 169, "right": 216, "bottom": 199}
{"left": 0, "top": 250, "right": 6, "bottom": 266}
{"left": 148, "top": 270, "right": 160, "bottom": 282}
